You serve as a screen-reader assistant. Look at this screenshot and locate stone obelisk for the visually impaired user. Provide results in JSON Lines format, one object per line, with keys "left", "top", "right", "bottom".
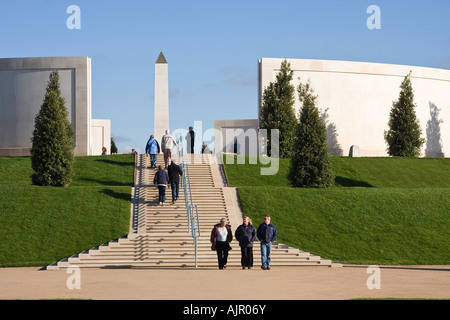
{"left": 154, "top": 52, "right": 169, "bottom": 144}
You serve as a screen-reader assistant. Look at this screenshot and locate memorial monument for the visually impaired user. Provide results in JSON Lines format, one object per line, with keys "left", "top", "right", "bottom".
{"left": 154, "top": 52, "right": 170, "bottom": 144}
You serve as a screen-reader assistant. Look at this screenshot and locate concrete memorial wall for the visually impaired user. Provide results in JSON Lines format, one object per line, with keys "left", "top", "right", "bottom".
{"left": 0, "top": 57, "right": 110, "bottom": 156}
{"left": 258, "top": 58, "right": 450, "bottom": 157}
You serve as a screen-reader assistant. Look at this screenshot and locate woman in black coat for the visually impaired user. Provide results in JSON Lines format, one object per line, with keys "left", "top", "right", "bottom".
{"left": 235, "top": 216, "right": 257, "bottom": 269}
{"left": 210, "top": 218, "right": 233, "bottom": 269}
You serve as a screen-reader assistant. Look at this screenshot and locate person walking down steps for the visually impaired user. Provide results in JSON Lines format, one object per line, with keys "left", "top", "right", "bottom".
{"left": 257, "top": 215, "right": 277, "bottom": 270}
{"left": 210, "top": 218, "right": 233, "bottom": 269}
{"left": 235, "top": 216, "right": 257, "bottom": 269}
{"left": 153, "top": 165, "right": 169, "bottom": 206}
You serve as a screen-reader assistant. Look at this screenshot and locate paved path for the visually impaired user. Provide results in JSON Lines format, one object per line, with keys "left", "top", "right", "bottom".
{"left": 0, "top": 265, "right": 449, "bottom": 300}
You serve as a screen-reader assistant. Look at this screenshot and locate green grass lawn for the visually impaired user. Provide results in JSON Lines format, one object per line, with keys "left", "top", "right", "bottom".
{"left": 224, "top": 155, "right": 450, "bottom": 265}
{"left": 2, "top": 153, "right": 449, "bottom": 267}
{"left": 0, "top": 154, "right": 134, "bottom": 267}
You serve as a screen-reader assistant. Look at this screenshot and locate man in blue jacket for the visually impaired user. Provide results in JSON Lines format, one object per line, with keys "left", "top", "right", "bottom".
{"left": 257, "top": 215, "right": 277, "bottom": 270}
{"left": 145, "top": 135, "right": 160, "bottom": 168}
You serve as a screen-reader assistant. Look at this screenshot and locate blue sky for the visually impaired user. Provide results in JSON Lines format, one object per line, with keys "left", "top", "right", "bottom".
{"left": 1, "top": 0, "right": 449, "bottom": 153}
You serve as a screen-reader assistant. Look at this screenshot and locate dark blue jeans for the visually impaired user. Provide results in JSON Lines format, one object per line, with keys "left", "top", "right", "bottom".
{"left": 171, "top": 181, "right": 179, "bottom": 202}
{"left": 150, "top": 154, "right": 157, "bottom": 168}
{"left": 157, "top": 186, "right": 166, "bottom": 203}
{"left": 260, "top": 242, "right": 272, "bottom": 268}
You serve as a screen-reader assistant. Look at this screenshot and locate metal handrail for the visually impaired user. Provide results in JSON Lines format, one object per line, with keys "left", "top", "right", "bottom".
{"left": 176, "top": 135, "right": 200, "bottom": 268}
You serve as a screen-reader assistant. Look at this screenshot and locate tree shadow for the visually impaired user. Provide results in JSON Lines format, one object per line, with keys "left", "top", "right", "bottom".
{"left": 95, "top": 159, "right": 134, "bottom": 166}
{"left": 100, "top": 189, "right": 131, "bottom": 201}
{"left": 80, "top": 178, "right": 132, "bottom": 186}
{"left": 334, "top": 176, "right": 374, "bottom": 188}
{"left": 425, "top": 102, "right": 445, "bottom": 158}
{"left": 321, "top": 108, "right": 343, "bottom": 156}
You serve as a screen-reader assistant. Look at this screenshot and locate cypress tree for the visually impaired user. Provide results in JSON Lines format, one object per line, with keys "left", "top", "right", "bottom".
{"left": 384, "top": 72, "right": 425, "bottom": 157}
{"left": 259, "top": 59, "right": 297, "bottom": 158}
{"left": 111, "top": 137, "right": 118, "bottom": 154}
{"left": 31, "top": 71, "right": 75, "bottom": 187}
{"left": 289, "top": 79, "right": 334, "bottom": 188}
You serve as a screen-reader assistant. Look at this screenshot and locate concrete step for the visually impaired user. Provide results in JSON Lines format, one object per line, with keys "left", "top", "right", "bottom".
{"left": 73, "top": 253, "right": 322, "bottom": 263}
{"left": 62, "top": 256, "right": 330, "bottom": 268}
{"left": 47, "top": 153, "right": 343, "bottom": 270}
{"left": 88, "top": 248, "right": 315, "bottom": 260}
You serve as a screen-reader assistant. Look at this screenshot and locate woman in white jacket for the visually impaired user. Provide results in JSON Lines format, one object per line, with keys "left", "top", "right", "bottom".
{"left": 161, "top": 129, "right": 177, "bottom": 169}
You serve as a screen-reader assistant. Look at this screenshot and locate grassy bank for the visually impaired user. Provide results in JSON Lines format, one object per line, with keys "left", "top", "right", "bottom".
{"left": 0, "top": 154, "right": 134, "bottom": 267}
{"left": 224, "top": 156, "right": 450, "bottom": 265}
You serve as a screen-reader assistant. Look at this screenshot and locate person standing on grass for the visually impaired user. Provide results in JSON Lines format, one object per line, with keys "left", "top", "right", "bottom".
{"left": 145, "top": 135, "right": 160, "bottom": 168}
{"left": 210, "top": 218, "right": 233, "bottom": 269}
{"left": 257, "top": 215, "right": 277, "bottom": 270}
{"left": 168, "top": 160, "right": 183, "bottom": 204}
{"left": 235, "top": 216, "right": 257, "bottom": 269}
{"left": 153, "top": 165, "right": 169, "bottom": 206}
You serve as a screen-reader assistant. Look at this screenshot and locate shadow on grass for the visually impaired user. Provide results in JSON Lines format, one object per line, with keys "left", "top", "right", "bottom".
{"left": 95, "top": 159, "right": 134, "bottom": 167}
{"left": 100, "top": 189, "right": 131, "bottom": 201}
{"left": 335, "top": 176, "right": 373, "bottom": 188}
{"left": 80, "top": 178, "right": 132, "bottom": 186}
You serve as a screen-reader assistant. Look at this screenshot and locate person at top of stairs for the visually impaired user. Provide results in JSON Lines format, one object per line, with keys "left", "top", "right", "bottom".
{"left": 161, "top": 129, "right": 177, "bottom": 169}
{"left": 145, "top": 135, "right": 160, "bottom": 168}
{"left": 153, "top": 165, "right": 169, "bottom": 206}
{"left": 185, "top": 126, "right": 195, "bottom": 154}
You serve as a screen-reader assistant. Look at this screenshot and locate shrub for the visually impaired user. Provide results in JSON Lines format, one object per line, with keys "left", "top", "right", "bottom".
{"left": 384, "top": 72, "right": 425, "bottom": 157}
{"left": 30, "top": 71, "right": 75, "bottom": 187}
{"left": 289, "top": 79, "right": 334, "bottom": 188}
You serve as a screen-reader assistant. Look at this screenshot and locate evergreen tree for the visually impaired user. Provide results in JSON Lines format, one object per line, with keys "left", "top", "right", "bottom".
{"left": 259, "top": 59, "right": 297, "bottom": 158}
{"left": 111, "top": 137, "right": 118, "bottom": 154}
{"left": 384, "top": 72, "right": 425, "bottom": 157}
{"left": 31, "top": 71, "right": 75, "bottom": 187}
{"left": 289, "top": 79, "right": 334, "bottom": 188}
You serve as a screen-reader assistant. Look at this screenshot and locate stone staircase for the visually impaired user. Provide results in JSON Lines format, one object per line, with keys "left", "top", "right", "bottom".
{"left": 47, "top": 153, "right": 341, "bottom": 269}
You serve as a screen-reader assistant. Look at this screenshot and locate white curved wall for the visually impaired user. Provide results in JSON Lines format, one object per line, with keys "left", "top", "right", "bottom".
{"left": 258, "top": 58, "right": 450, "bottom": 157}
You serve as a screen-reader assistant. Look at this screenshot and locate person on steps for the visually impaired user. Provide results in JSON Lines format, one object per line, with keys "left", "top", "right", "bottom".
{"left": 161, "top": 130, "right": 177, "bottom": 169}
{"left": 145, "top": 135, "right": 160, "bottom": 168}
{"left": 153, "top": 165, "right": 169, "bottom": 206}
{"left": 168, "top": 160, "right": 183, "bottom": 204}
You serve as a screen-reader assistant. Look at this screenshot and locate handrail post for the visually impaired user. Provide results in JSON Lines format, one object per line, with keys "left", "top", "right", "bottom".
{"left": 176, "top": 136, "right": 200, "bottom": 268}
{"left": 195, "top": 205, "right": 200, "bottom": 238}
{"left": 194, "top": 232, "right": 198, "bottom": 268}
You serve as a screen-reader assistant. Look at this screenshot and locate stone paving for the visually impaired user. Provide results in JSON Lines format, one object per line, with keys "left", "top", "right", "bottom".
{"left": 0, "top": 265, "right": 449, "bottom": 300}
